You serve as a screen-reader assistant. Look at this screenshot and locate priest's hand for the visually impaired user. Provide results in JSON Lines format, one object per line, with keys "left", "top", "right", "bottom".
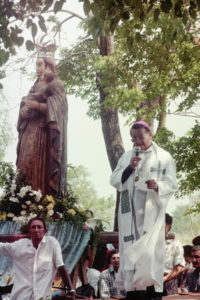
{"left": 130, "top": 157, "right": 141, "bottom": 169}
{"left": 145, "top": 179, "right": 158, "bottom": 191}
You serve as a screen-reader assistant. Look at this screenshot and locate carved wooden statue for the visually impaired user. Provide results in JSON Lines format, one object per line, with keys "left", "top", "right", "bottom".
{"left": 16, "top": 53, "right": 67, "bottom": 198}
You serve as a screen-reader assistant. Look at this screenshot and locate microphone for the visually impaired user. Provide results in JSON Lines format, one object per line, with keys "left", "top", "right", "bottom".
{"left": 135, "top": 146, "right": 141, "bottom": 157}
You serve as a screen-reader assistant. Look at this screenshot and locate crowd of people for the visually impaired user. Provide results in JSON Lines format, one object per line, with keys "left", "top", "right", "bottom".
{"left": 53, "top": 222, "right": 200, "bottom": 299}
{"left": 0, "top": 120, "right": 199, "bottom": 300}
{"left": 0, "top": 213, "right": 198, "bottom": 300}
{"left": 77, "top": 213, "right": 200, "bottom": 299}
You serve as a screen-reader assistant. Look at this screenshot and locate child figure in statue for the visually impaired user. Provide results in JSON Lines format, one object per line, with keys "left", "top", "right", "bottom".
{"left": 20, "top": 69, "right": 54, "bottom": 119}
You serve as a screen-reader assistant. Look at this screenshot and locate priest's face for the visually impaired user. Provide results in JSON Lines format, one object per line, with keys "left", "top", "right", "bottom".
{"left": 130, "top": 127, "right": 152, "bottom": 150}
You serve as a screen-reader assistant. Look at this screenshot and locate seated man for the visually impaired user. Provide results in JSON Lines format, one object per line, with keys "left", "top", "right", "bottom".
{"left": 178, "top": 245, "right": 194, "bottom": 290}
{"left": 163, "top": 213, "right": 185, "bottom": 295}
{"left": 99, "top": 250, "right": 126, "bottom": 299}
{"left": 182, "top": 245, "right": 200, "bottom": 293}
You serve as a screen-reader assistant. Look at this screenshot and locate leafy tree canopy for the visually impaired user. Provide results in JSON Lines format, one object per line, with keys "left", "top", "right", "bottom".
{"left": 58, "top": 12, "right": 200, "bottom": 123}
{"left": 154, "top": 122, "right": 200, "bottom": 198}
{"left": 68, "top": 165, "right": 115, "bottom": 230}
{"left": 1, "top": 0, "right": 200, "bottom": 67}
{"left": 80, "top": 0, "right": 200, "bottom": 36}
{"left": 172, "top": 202, "right": 200, "bottom": 244}
{"left": 58, "top": 38, "right": 101, "bottom": 119}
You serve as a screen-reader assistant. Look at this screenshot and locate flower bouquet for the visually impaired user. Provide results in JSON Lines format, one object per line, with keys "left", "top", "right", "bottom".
{"left": 0, "top": 168, "right": 88, "bottom": 227}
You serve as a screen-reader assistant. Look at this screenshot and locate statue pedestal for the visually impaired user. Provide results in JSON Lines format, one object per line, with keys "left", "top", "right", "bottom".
{"left": 98, "top": 231, "right": 118, "bottom": 247}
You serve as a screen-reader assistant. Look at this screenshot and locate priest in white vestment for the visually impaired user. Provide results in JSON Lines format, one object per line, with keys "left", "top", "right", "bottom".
{"left": 110, "top": 121, "right": 178, "bottom": 300}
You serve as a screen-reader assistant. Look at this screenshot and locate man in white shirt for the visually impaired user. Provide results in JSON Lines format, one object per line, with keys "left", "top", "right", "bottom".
{"left": 110, "top": 121, "right": 177, "bottom": 300}
{"left": 99, "top": 250, "right": 126, "bottom": 299}
{"left": 164, "top": 213, "right": 185, "bottom": 295}
{"left": 0, "top": 216, "right": 75, "bottom": 300}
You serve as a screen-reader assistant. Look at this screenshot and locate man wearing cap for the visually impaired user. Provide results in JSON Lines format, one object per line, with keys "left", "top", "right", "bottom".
{"left": 110, "top": 121, "right": 177, "bottom": 300}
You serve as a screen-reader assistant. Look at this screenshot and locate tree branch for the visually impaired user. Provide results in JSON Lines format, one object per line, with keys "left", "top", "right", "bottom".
{"left": 167, "top": 112, "right": 200, "bottom": 118}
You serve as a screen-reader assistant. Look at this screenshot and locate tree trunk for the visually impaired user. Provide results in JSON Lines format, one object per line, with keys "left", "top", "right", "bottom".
{"left": 97, "top": 34, "right": 124, "bottom": 230}
{"left": 157, "top": 95, "right": 167, "bottom": 131}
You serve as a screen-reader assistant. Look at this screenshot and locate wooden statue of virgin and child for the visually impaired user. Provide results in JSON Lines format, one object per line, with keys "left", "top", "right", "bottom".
{"left": 16, "top": 37, "right": 68, "bottom": 199}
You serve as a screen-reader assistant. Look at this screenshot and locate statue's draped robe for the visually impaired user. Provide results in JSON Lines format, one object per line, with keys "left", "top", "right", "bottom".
{"left": 16, "top": 78, "right": 67, "bottom": 197}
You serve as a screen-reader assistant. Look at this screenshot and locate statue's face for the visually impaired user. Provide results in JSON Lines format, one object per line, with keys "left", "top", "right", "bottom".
{"left": 36, "top": 58, "right": 46, "bottom": 78}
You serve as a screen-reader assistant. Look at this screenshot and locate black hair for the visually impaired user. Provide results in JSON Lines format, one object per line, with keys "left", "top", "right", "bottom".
{"left": 183, "top": 245, "right": 193, "bottom": 257}
{"left": 192, "top": 235, "right": 200, "bottom": 246}
{"left": 165, "top": 213, "right": 173, "bottom": 225}
{"left": 107, "top": 250, "right": 119, "bottom": 265}
{"left": 27, "top": 216, "right": 47, "bottom": 232}
{"left": 85, "top": 210, "right": 94, "bottom": 217}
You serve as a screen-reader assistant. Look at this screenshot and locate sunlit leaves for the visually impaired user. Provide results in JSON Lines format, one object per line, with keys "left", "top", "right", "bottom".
{"left": 154, "top": 8, "right": 160, "bottom": 21}
{"left": 42, "top": 0, "right": 54, "bottom": 12}
{"left": 58, "top": 39, "right": 101, "bottom": 119}
{"left": 172, "top": 122, "right": 200, "bottom": 197}
{"left": 0, "top": 91, "right": 13, "bottom": 161}
{"left": 38, "top": 15, "right": 47, "bottom": 33}
{"left": 31, "top": 23, "right": 37, "bottom": 39}
{"left": 0, "top": 50, "right": 9, "bottom": 66}
{"left": 26, "top": 40, "right": 34, "bottom": 51}
{"left": 82, "top": 0, "right": 200, "bottom": 35}
{"left": 83, "top": 0, "right": 91, "bottom": 15}
{"left": 68, "top": 165, "right": 115, "bottom": 230}
{"left": 154, "top": 124, "right": 200, "bottom": 199}
{"left": 54, "top": 0, "right": 65, "bottom": 13}
{"left": 160, "top": 0, "right": 172, "bottom": 14}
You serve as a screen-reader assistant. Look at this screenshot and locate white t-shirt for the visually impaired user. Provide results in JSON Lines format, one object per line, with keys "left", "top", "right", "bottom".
{"left": 0, "top": 236, "right": 64, "bottom": 300}
{"left": 164, "top": 239, "right": 185, "bottom": 274}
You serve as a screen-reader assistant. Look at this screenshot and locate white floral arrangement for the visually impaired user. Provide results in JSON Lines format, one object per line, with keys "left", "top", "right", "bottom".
{"left": 0, "top": 171, "right": 89, "bottom": 227}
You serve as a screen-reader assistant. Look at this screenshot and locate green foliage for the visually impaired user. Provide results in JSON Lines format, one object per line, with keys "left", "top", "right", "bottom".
{"left": 67, "top": 165, "right": 115, "bottom": 230}
{"left": 153, "top": 123, "right": 200, "bottom": 198}
{"left": 0, "top": 162, "right": 14, "bottom": 189}
{"left": 0, "top": 0, "right": 62, "bottom": 62}
{"left": 0, "top": 0, "right": 200, "bottom": 68}
{"left": 58, "top": 12, "right": 200, "bottom": 123}
{"left": 153, "top": 127, "right": 176, "bottom": 154}
{"left": 0, "top": 91, "right": 13, "bottom": 160}
{"left": 172, "top": 203, "right": 200, "bottom": 244}
{"left": 109, "top": 14, "right": 200, "bottom": 117}
{"left": 58, "top": 39, "right": 102, "bottom": 119}
{"left": 185, "top": 201, "right": 200, "bottom": 216}
{"left": 81, "top": 0, "right": 200, "bottom": 35}
{"left": 172, "top": 122, "right": 200, "bottom": 197}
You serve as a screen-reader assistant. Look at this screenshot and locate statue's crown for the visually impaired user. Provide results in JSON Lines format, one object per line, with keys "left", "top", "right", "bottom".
{"left": 36, "top": 35, "right": 57, "bottom": 58}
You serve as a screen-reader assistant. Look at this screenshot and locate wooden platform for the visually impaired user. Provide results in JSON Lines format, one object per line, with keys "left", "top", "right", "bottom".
{"left": 163, "top": 294, "right": 200, "bottom": 299}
